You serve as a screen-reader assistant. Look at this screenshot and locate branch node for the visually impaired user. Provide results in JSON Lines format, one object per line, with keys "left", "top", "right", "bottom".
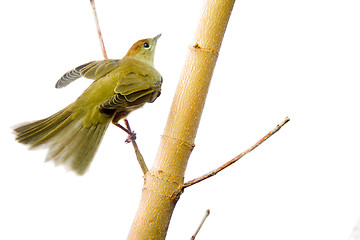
{"left": 161, "top": 134, "right": 195, "bottom": 151}
{"left": 191, "top": 43, "right": 219, "bottom": 57}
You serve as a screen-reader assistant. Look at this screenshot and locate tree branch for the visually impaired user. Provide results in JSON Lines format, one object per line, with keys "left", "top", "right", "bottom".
{"left": 183, "top": 117, "right": 290, "bottom": 188}
{"left": 127, "top": 1, "right": 236, "bottom": 238}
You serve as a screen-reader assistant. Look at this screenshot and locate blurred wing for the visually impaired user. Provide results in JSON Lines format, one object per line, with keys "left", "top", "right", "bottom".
{"left": 55, "top": 60, "right": 120, "bottom": 88}
{"left": 99, "top": 72, "right": 161, "bottom": 110}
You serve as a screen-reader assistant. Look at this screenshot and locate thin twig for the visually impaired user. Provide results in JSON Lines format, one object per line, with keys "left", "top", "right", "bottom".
{"left": 89, "top": 0, "right": 147, "bottom": 175}
{"left": 183, "top": 117, "right": 290, "bottom": 188}
{"left": 90, "top": 0, "right": 108, "bottom": 59}
{"left": 190, "top": 209, "right": 210, "bottom": 240}
{"left": 124, "top": 119, "right": 148, "bottom": 174}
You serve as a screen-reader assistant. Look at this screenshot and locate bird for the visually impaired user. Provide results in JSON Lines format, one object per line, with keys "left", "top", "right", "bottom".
{"left": 14, "top": 34, "right": 162, "bottom": 175}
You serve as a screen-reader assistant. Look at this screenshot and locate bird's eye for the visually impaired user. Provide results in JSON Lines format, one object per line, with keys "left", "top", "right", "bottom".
{"left": 143, "top": 42, "right": 150, "bottom": 48}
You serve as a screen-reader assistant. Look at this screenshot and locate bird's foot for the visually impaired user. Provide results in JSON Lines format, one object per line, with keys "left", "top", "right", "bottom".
{"left": 125, "top": 131, "right": 137, "bottom": 143}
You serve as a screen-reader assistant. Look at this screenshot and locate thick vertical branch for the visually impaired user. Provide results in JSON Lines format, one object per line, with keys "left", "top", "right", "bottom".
{"left": 127, "top": 0, "right": 236, "bottom": 239}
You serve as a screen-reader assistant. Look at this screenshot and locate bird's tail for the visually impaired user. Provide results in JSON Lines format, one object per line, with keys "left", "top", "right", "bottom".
{"left": 14, "top": 108, "right": 112, "bottom": 175}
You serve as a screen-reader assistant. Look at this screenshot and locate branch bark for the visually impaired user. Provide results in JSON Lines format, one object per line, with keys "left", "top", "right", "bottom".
{"left": 127, "top": 0, "right": 236, "bottom": 239}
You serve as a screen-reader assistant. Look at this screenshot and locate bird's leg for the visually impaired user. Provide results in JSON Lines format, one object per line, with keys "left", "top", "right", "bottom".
{"left": 123, "top": 119, "right": 137, "bottom": 143}
{"left": 112, "top": 119, "right": 136, "bottom": 143}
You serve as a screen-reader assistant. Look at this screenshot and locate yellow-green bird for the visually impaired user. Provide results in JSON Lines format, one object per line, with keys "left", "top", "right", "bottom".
{"left": 14, "top": 34, "right": 162, "bottom": 175}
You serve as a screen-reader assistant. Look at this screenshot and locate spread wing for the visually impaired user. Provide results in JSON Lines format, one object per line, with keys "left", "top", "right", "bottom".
{"left": 55, "top": 59, "right": 120, "bottom": 88}
{"left": 99, "top": 72, "right": 162, "bottom": 110}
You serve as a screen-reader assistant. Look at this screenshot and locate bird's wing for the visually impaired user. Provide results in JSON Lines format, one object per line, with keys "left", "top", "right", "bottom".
{"left": 99, "top": 72, "right": 161, "bottom": 110}
{"left": 55, "top": 60, "right": 120, "bottom": 88}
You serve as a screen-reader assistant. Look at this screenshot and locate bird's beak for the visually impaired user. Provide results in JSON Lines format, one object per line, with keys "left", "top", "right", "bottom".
{"left": 153, "top": 34, "right": 162, "bottom": 43}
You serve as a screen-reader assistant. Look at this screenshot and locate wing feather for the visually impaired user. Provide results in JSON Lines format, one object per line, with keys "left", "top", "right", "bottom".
{"left": 99, "top": 70, "right": 160, "bottom": 111}
{"left": 55, "top": 60, "right": 120, "bottom": 88}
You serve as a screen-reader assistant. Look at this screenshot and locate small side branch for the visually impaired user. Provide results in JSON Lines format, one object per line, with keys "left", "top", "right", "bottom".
{"left": 90, "top": 0, "right": 147, "bottom": 175}
{"left": 90, "top": 0, "right": 108, "bottom": 59}
{"left": 124, "top": 119, "right": 148, "bottom": 174}
{"left": 183, "top": 117, "right": 290, "bottom": 188}
{"left": 190, "top": 209, "right": 210, "bottom": 240}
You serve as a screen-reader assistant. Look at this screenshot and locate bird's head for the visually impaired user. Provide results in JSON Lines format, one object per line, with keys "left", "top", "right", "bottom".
{"left": 125, "top": 34, "right": 161, "bottom": 66}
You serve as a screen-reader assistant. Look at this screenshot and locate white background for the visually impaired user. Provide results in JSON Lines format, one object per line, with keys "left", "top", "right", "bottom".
{"left": 1, "top": 0, "right": 360, "bottom": 239}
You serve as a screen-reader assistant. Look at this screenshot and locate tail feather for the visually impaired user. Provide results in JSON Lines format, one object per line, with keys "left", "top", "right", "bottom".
{"left": 15, "top": 110, "right": 72, "bottom": 146}
{"left": 14, "top": 108, "right": 111, "bottom": 175}
{"left": 45, "top": 121, "right": 85, "bottom": 161}
{"left": 70, "top": 124, "right": 107, "bottom": 174}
